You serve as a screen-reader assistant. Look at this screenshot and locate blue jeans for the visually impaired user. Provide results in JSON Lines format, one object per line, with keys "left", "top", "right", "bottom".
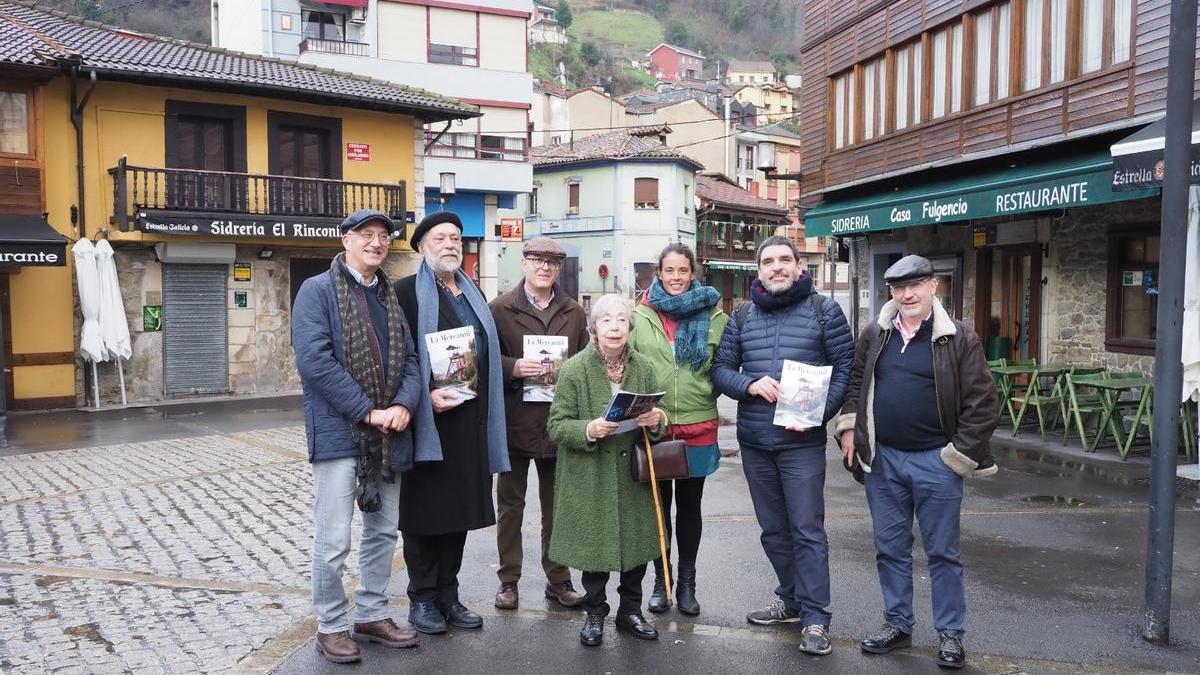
{"left": 741, "top": 445, "right": 832, "bottom": 626}
{"left": 311, "top": 457, "right": 401, "bottom": 634}
{"left": 864, "top": 443, "right": 965, "bottom": 634}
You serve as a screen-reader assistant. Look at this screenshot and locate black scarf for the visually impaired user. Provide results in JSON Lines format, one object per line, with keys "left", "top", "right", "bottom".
{"left": 749, "top": 271, "right": 814, "bottom": 311}
{"left": 330, "top": 254, "right": 406, "bottom": 512}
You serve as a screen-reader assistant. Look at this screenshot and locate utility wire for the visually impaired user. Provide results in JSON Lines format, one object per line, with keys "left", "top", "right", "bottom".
{"left": 448, "top": 109, "right": 803, "bottom": 136}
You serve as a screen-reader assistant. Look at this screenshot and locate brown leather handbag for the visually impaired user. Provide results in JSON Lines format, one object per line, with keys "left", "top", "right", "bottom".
{"left": 631, "top": 432, "right": 690, "bottom": 483}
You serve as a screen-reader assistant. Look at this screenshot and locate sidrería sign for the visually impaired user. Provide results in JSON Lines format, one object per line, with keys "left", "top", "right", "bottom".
{"left": 137, "top": 212, "right": 347, "bottom": 240}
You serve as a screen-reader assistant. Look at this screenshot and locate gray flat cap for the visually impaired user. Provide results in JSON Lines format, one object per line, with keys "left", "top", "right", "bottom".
{"left": 340, "top": 208, "right": 395, "bottom": 234}
{"left": 523, "top": 236, "right": 566, "bottom": 260}
{"left": 884, "top": 255, "right": 935, "bottom": 284}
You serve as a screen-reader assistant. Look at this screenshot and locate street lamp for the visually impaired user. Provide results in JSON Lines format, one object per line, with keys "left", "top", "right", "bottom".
{"left": 439, "top": 171, "right": 456, "bottom": 205}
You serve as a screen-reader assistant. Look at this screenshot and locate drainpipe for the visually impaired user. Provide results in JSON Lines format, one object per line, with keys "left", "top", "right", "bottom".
{"left": 68, "top": 61, "right": 98, "bottom": 238}
{"left": 211, "top": 1, "right": 220, "bottom": 46}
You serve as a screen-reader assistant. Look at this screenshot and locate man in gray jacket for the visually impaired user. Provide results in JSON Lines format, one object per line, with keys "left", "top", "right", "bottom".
{"left": 835, "top": 254, "right": 998, "bottom": 670}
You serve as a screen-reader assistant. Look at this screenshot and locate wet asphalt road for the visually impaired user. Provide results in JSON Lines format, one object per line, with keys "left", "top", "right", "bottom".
{"left": 272, "top": 400, "right": 1200, "bottom": 675}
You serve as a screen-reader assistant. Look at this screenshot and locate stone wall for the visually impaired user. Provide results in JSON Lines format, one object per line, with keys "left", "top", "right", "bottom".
{"left": 1044, "top": 197, "right": 1159, "bottom": 374}
{"left": 84, "top": 243, "right": 424, "bottom": 407}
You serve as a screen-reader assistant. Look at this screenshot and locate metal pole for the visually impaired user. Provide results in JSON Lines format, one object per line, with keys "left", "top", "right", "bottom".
{"left": 849, "top": 237, "right": 860, "bottom": 337}
{"left": 0, "top": 311, "right": 7, "bottom": 448}
{"left": 1143, "top": 0, "right": 1196, "bottom": 644}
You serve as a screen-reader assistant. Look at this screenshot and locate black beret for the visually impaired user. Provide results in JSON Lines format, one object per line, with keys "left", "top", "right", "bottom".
{"left": 884, "top": 254, "right": 936, "bottom": 284}
{"left": 340, "top": 208, "right": 395, "bottom": 234}
{"left": 411, "top": 211, "right": 463, "bottom": 249}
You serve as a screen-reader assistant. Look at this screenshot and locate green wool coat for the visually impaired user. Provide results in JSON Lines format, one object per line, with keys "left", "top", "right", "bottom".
{"left": 547, "top": 344, "right": 664, "bottom": 572}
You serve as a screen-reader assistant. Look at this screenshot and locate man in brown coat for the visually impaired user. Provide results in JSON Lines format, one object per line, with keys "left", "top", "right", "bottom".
{"left": 489, "top": 237, "right": 590, "bottom": 609}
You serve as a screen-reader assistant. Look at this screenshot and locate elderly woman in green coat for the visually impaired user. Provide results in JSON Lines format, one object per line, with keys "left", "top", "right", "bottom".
{"left": 548, "top": 293, "right": 665, "bottom": 647}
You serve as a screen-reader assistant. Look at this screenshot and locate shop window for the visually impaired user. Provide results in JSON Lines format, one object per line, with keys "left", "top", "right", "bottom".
{"left": 0, "top": 90, "right": 31, "bottom": 156}
{"left": 1106, "top": 229, "right": 1160, "bottom": 354}
{"left": 302, "top": 10, "right": 345, "bottom": 41}
{"left": 634, "top": 177, "right": 659, "bottom": 209}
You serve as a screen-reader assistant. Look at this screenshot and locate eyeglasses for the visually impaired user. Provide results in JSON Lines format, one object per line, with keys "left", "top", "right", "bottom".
{"left": 524, "top": 257, "right": 562, "bottom": 270}
{"left": 350, "top": 231, "right": 392, "bottom": 244}
{"left": 888, "top": 277, "right": 934, "bottom": 293}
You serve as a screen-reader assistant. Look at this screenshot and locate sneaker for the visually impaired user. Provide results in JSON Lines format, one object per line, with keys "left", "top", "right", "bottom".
{"left": 799, "top": 624, "right": 832, "bottom": 656}
{"left": 745, "top": 597, "right": 802, "bottom": 625}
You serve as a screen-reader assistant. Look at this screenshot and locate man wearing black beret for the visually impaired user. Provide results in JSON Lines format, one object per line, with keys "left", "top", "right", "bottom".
{"left": 393, "top": 210, "right": 511, "bottom": 635}
{"left": 835, "top": 254, "right": 998, "bottom": 670}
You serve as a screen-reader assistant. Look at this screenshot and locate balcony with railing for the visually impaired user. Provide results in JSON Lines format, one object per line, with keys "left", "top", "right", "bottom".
{"left": 108, "top": 158, "right": 406, "bottom": 233}
{"left": 697, "top": 222, "right": 763, "bottom": 262}
{"left": 299, "top": 38, "right": 370, "bottom": 57}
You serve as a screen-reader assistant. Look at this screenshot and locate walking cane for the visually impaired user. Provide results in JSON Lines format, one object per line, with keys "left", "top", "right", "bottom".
{"left": 642, "top": 428, "right": 673, "bottom": 602}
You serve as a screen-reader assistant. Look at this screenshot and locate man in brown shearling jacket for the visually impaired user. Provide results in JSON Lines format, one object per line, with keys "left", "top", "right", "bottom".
{"left": 488, "top": 236, "right": 590, "bottom": 610}
{"left": 834, "top": 254, "right": 998, "bottom": 671}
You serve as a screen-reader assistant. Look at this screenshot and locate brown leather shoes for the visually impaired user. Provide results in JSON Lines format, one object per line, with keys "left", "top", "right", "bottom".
{"left": 545, "top": 579, "right": 585, "bottom": 607}
{"left": 352, "top": 618, "right": 420, "bottom": 649}
{"left": 316, "top": 631, "right": 362, "bottom": 664}
{"left": 495, "top": 581, "right": 519, "bottom": 609}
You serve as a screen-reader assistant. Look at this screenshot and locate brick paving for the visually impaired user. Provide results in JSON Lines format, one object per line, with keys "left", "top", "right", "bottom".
{"left": 0, "top": 425, "right": 337, "bottom": 674}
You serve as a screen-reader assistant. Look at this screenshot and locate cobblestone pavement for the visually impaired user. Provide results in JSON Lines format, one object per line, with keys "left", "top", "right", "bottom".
{"left": 0, "top": 426, "right": 334, "bottom": 674}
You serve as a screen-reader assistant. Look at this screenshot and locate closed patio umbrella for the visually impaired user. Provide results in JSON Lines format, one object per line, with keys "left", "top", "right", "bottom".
{"left": 1180, "top": 188, "right": 1200, "bottom": 480}
{"left": 94, "top": 239, "right": 130, "bottom": 406}
{"left": 73, "top": 238, "right": 105, "bottom": 408}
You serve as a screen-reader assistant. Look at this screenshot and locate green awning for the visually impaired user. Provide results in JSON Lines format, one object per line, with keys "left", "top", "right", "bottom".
{"left": 805, "top": 152, "right": 1160, "bottom": 236}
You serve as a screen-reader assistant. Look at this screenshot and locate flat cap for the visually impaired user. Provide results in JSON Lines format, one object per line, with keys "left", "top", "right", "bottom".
{"left": 340, "top": 208, "right": 395, "bottom": 234}
{"left": 411, "top": 211, "right": 463, "bottom": 249}
{"left": 522, "top": 236, "right": 566, "bottom": 260}
{"left": 883, "top": 254, "right": 935, "bottom": 284}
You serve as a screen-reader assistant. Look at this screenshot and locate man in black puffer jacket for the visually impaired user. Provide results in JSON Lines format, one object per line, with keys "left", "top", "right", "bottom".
{"left": 712, "top": 235, "right": 854, "bottom": 656}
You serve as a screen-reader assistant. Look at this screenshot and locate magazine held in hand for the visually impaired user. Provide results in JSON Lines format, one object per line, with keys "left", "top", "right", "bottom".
{"left": 425, "top": 326, "right": 479, "bottom": 401}
{"left": 603, "top": 390, "right": 667, "bottom": 434}
{"left": 523, "top": 335, "right": 568, "bottom": 402}
{"left": 773, "top": 360, "right": 832, "bottom": 429}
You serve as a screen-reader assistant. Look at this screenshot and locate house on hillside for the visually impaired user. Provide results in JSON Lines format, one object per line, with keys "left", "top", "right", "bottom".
{"left": 529, "top": 0, "right": 567, "bottom": 44}
{"left": 695, "top": 174, "right": 790, "bottom": 313}
{"left": 213, "top": 0, "right": 533, "bottom": 298}
{"left": 725, "top": 60, "right": 777, "bottom": 86}
{"left": 799, "top": 0, "right": 1169, "bottom": 373}
{"left": 733, "top": 82, "right": 796, "bottom": 126}
{"left": 501, "top": 126, "right": 702, "bottom": 304}
{"left": 531, "top": 80, "right": 570, "bottom": 146}
{"left": 646, "top": 43, "right": 705, "bottom": 83}
{"left": 0, "top": 0, "right": 475, "bottom": 408}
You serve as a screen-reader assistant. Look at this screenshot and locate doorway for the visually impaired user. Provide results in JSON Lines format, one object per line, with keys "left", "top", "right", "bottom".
{"left": 560, "top": 256, "right": 579, "bottom": 301}
{"left": 975, "top": 244, "right": 1041, "bottom": 361}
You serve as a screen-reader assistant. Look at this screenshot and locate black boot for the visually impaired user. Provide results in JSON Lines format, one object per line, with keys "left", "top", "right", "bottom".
{"left": 675, "top": 561, "right": 700, "bottom": 616}
{"left": 647, "top": 558, "right": 671, "bottom": 614}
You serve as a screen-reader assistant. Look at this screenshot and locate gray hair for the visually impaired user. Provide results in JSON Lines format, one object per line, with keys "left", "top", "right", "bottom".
{"left": 588, "top": 293, "right": 634, "bottom": 333}
{"left": 756, "top": 235, "right": 801, "bottom": 265}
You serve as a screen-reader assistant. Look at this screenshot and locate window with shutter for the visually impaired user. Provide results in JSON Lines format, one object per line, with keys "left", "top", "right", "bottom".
{"left": 634, "top": 177, "right": 659, "bottom": 209}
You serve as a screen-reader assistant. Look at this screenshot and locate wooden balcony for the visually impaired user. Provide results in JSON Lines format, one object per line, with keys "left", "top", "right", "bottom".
{"left": 299, "top": 38, "right": 370, "bottom": 57}
{"left": 108, "top": 159, "right": 406, "bottom": 233}
{"left": 697, "top": 239, "right": 758, "bottom": 262}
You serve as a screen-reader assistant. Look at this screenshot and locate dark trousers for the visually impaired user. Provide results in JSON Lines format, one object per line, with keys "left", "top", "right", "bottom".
{"left": 403, "top": 530, "right": 468, "bottom": 605}
{"left": 864, "top": 443, "right": 966, "bottom": 634}
{"left": 653, "top": 476, "right": 706, "bottom": 572}
{"left": 741, "top": 445, "right": 832, "bottom": 626}
{"left": 581, "top": 565, "right": 648, "bottom": 616}
{"left": 496, "top": 456, "right": 569, "bottom": 584}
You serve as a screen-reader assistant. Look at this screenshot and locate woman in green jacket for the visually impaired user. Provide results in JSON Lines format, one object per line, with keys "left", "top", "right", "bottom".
{"left": 628, "top": 243, "right": 729, "bottom": 616}
{"left": 548, "top": 293, "right": 665, "bottom": 647}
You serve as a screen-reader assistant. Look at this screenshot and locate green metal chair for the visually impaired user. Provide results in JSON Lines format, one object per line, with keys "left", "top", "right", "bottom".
{"left": 1124, "top": 396, "right": 1199, "bottom": 461}
{"left": 987, "top": 358, "right": 1007, "bottom": 414}
{"left": 1010, "top": 366, "right": 1064, "bottom": 439}
{"left": 1002, "top": 358, "right": 1037, "bottom": 427}
{"left": 1064, "top": 369, "right": 1108, "bottom": 448}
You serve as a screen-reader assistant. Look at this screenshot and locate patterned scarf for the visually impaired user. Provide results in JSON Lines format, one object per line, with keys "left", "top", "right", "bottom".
{"left": 646, "top": 279, "right": 720, "bottom": 371}
{"left": 330, "top": 254, "right": 406, "bottom": 513}
{"left": 592, "top": 335, "right": 628, "bottom": 384}
{"left": 749, "top": 271, "right": 814, "bottom": 311}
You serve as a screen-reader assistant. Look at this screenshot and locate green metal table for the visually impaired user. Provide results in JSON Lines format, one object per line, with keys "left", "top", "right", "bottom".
{"left": 1087, "top": 377, "right": 1152, "bottom": 457}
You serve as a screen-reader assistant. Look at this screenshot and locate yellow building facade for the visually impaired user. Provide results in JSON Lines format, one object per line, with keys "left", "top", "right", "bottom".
{"left": 2, "top": 1, "right": 474, "bottom": 407}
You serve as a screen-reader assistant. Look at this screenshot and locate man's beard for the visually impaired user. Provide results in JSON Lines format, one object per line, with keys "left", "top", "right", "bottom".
{"left": 763, "top": 276, "right": 794, "bottom": 293}
{"left": 425, "top": 251, "right": 461, "bottom": 274}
